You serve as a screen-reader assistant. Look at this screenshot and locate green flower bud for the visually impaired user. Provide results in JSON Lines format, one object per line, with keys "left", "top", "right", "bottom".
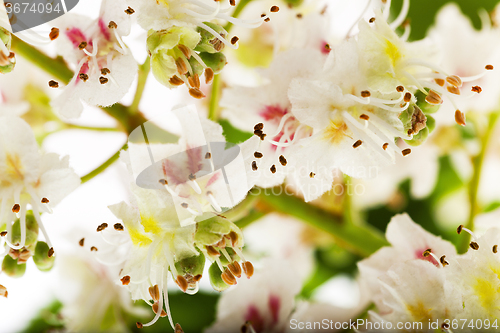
{"left": 0, "top": 26, "right": 15, "bottom": 74}
{"left": 2, "top": 255, "right": 26, "bottom": 278}
{"left": 208, "top": 262, "right": 230, "bottom": 292}
{"left": 195, "top": 22, "right": 228, "bottom": 54}
{"left": 188, "top": 57, "right": 204, "bottom": 76}
{"left": 415, "top": 90, "right": 440, "bottom": 114}
{"left": 199, "top": 52, "right": 227, "bottom": 74}
{"left": 194, "top": 215, "right": 243, "bottom": 249}
{"left": 173, "top": 252, "right": 205, "bottom": 294}
{"left": 11, "top": 213, "right": 39, "bottom": 247}
{"left": 147, "top": 27, "right": 201, "bottom": 87}
{"left": 33, "top": 241, "right": 55, "bottom": 272}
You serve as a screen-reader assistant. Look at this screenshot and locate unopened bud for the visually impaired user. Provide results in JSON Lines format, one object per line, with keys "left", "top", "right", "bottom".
{"left": 2, "top": 255, "right": 26, "bottom": 278}
{"left": 33, "top": 241, "right": 55, "bottom": 272}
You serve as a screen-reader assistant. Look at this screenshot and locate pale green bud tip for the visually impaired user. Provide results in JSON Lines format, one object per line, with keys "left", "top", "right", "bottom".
{"left": 195, "top": 22, "right": 228, "bottom": 54}
{"left": 173, "top": 252, "right": 205, "bottom": 293}
{"left": 11, "top": 213, "right": 39, "bottom": 247}
{"left": 33, "top": 241, "right": 55, "bottom": 272}
{"left": 2, "top": 255, "right": 27, "bottom": 278}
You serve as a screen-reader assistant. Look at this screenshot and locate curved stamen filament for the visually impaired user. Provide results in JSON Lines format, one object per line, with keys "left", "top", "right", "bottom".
{"left": 389, "top": 0, "right": 409, "bottom": 30}
{"left": 30, "top": 200, "right": 53, "bottom": 249}
{"left": 383, "top": 0, "right": 392, "bottom": 20}
{"left": 345, "top": 0, "right": 372, "bottom": 38}
{"left": 143, "top": 269, "right": 165, "bottom": 327}
{"left": 163, "top": 276, "right": 175, "bottom": 330}
{"left": 197, "top": 22, "right": 238, "bottom": 50}
{"left": 188, "top": 180, "right": 202, "bottom": 194}
{"left": 269, "top": 113, "right": 294, "bottom": 138}
{"left": 220, "top": 248, "right": 232, "bottom": 262}
{"left": 207, "top": 192, "right": 222, "bottom": 212}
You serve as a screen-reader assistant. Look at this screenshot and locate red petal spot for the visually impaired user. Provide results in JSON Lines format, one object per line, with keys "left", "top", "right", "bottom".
{"left": 245, "top": 305, "right": 265, "bottom": 333}
{"left": 98, "top": 18, "right": 111, "bottom": 41}
{"left": 258, "top": 105, "right": 288, "bottom": 123}
{"left": 268, "top": 294, "right": 281, "bottom": 326}
{"left": 415, "top": 248, "right": 439, "bottom": 267}
{"left": 65, "top": 27, "right": 88, "bottom": 48}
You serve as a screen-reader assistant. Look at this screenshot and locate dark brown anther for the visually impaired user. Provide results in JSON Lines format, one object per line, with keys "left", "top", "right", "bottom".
{"left": 136, "top": 322, "right": 143, "bottom": 329}
{"left": 404, "top": 92, "right": 412, "bottom": 102}
{"left": 471, "top": 86, "right": 482, "bottom": 93}
{"left": 79, "top": 73, "right": 89, "bottom": 82}
{"left": 90, "top": 246, "right": 98, "bottom": 252}
{"left": 494, "top": 245, "right": 498, "bottom": 253}
{"left": 108, "top": 21, "right": 117, "bottom": 29}
{"left": 252, "top": 161, "right": 258, "bottom": 171}
{"left": 176, "top": 275, "right": 189, "bottom": 292}
{"left": 279, "top": 155, "right": 287, "bottom": 166}
{"left": 254, "top": 151, "right": 263, "bottom": 158}
{"left": 0, "top": 284, "right": 7, "bottom": 298}
{"left": 486, "top": 64, "right": 494, "bottom": 70}
{"left": 402, "top": 148, "right": 411, "bottom": 156}
{"left": 470, "top": 242, "right": 479, "bottom": 250}
{"left": 229, "top": 0, "right": 235, "bottom": 5}
{"left": 353, "top": 140, "right": 362, "bottom": 148}
{"left": 369, "top": 17, "right": 375, "bottom": 23}
{"left": 228, "top": 231, "right": 238, "bottom": 247}
{"left": 360, "top": 90, "right": 370, "bottom": 97}
{"left": 193, "top": 274, "right": 202, "bottom": 282}
{"left": 101, "top": 68, "right": 110, "bottom": 75}
{"left": 243, "top": 261, "right": 254, "bottom": 278}
{"left": 455, "top": 110, "right": 466, "bottom": 127}
{"left": 152, "top": 302, "right": 168, "bottom": 317}
{"left": 78, "top": 238, "right": 84, "bottom": 246}
{"left": 181, "top": 203, "right": 189, "bottom": 208}
{"left": 177, "top": 44, "right": 191, "bottom": 59}
{"left": 456, "top": 225, "right": 464, "bottom": 235}
{"left": 324, "top": 44, "right": 331, "bottom": 52}
{"left": 254, "top": 123, "right": 264, "bottom": 131}
{"left": 264, "top": 17, "right": 270, "bottom": 22}
{"left": 78, "top": 41, "right": 87, "bottom": 50}
{"left": 310, "top": 172, "right": 315, "bottom": 178}
{"left": 96, "top": 223, "right": 108, "bottom": 232}
{"left": 206, "top": 245, "right": 220, "bottom": 256}
{"left": 296, "top": 13, "right": 303, "bottom": 18}
{"left": 49, "top": 27, "right": 59, "bottom": 40}
{"left": 422, "top": 249, "right": 432, "bottom": 257}
{"left": 125, "top": 6, "right": 135, "bottom": 14}
{"left": 99, "top": 77, "right": 109, "bottom": 84}
{"left": 216, "top": 237, "right": 226, "bottom": 248}
{"left": 121, "top": 275, "right": 131, "bottom": 285}
{"left": 169, "top": 75, "right": 184, "bottom": 86}
{"left": 205, "top": 152, "right": 212, "bottom": 159}
{"left": 396, "top": 85, "right": 404, "bottom": 92}
{"left": 205, "top": 68, "right": 214, "bottom": 85}
{"left": 228, "top": 261, "right": 242, "bottom": 278}
{"left": 12, "top": 204, "right": 20, "bottom": 213}
{"left": 270, "top": 165, "right": 276, "bottom": 174}
{"left": 270, "top": 5, "right": 279, "bottom": 12}
{"left": 114, "top": 223, "right": 124, "bottom": 231}
{"left": 149, "top": 284, "right": 160, "bottom": 301}
{"left": 440, "top": 255, "right": 449, "bottom": 267}
{"left": 189, "top": 87, "right": 206, "bottom": 99}
{"left": 188, "top": 173, "right": 196, "bottom": 181}
{"left": 359, "top": 114, "right": 369, "bottom": 120}
{"left": 435, "top": 78, "right": 445, "bottom": 86}
{"left": 41, "top": 198, "right": 50, "bottom": 203}
{"left": 48, "top": 247, "right": 55, "bottom": 257}
{"left": 261, "top": 13, "right": 266, "bottom": 17}
{"left": 221, "top": 269, "right": 237, "bottom": 285}
{"left": 159, "top": 179, "right": 168, "bottom": 185}
{"left": 0, "top": 231, "right": 7, "bottom": 237}
{"left": 231, "top": 36, "right": 239, "bottom": 45}
{"left": 442, "top": 322, "right": 450, "bottom": 330}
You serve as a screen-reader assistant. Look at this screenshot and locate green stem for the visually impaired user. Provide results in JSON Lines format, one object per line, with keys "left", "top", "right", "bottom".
{"left": 11, "top": 36, "right": 73, "bottom": 84}
{"left": 234, "top": 210, "right": 266, "bottom": 229}
{"left": 208, "top": 74, "right": 221, "bottom": 121}
{"left": 460, "top": 112, "right": 500, "bottom": 252}
{"left": 130, "top": 57, "right": 150, "bottom": 114}
{"left": 256, "top": 188, "right": 388, "bottom": 257}
{"left": 65, "top": 124, "right": 119, "bottom": 132}
{"left": 81, "top": 144, "right": 128, "bottom": 184}
{"left": 224, "top": 0, "right": 254, "bottom": 32}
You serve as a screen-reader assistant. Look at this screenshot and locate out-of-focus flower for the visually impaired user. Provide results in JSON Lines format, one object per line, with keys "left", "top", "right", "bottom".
{"left": 51, "top": 0, "right": 137, "bottom": 118}
{"left": 429, "top": 4, "right": 500, "bottom": 124}
{"left": 0, "top": 1, "right": 15, "bottom": 74}
{"left": 206, "top": 259, "right": 365, "bottom": 333}
{"left": 222, "top": 49, "right": 323, "bottom": 189}
{"left": 0, "top": 116, "right": 80, "bottom": 263}
{"left": 58, "top": 254, "right": 147, "bottom": 332}
{"left": 358, "top": 214, "right": 456, "bottom": 312}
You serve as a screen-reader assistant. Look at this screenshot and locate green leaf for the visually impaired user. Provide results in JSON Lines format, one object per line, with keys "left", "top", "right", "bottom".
{"left": 219, "top": 119, "right": 253, "bottom": 144}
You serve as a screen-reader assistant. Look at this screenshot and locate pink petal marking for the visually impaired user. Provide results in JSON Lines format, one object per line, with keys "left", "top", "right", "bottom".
{"left": 321, "top": 40, "right": 331, "bottom": 54}
{"left": 206, "top": 172, "right": 220, "bottom": 187}
{"left": 244, "top": 305, "right": 265, "bottom": 333}
{"left": 185, "top": 146, "right": 203, "bottom": 175}
{"left": 268, "top": 294, "right": 281, "bottom": 326}
{"left": 415, "top": 248, "right": 439, "bottom": 267}
{"left": 98, "top": 18, "right": 111, "bottom": 41}
{"left": 162, "top": 159, "right": 188, "bottom": 185}
{"left": 65, "top": 27, "right": 88, "bottom": 48}
{"left": 258, "top": 105, "right": 288, "bottom": 123}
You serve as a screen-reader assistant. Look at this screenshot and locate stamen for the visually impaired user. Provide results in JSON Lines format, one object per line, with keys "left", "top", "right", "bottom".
{"left": 221, "top": 268, "right": 237, "bottom": 285}
{"left": 470, "top": 242, "right": 479, "bottom": 250}
{"left": 455, "top": 110, "right": 466, "bottom": 126}
{"left": 90, "top": 246, "right": 98, "bottom": 252}
{"left": 204, "top": 68, "right": 214, "bottom": 85}
{"left": 125, "top": 6, "right": 135, "bottom": 14}
{"left": 402, "top": 148, "right": 411, "bottom": 156}
{"left": 206, "top": 245, "right": 220, "bottom": 256}
{"left": 310, "top": 172, "right": 315, "bottom": 178}
{"left": 369, "top": 17, "right": 375, "bottom": 23}
{"left": 149, "top": 285, "right": 160, "bottom": 302}
{"left": 41, "top": 198, "right": 49, "bottom": 204}
{"left": 49, "top": 27, "right": 59, "bottom": 40}
{"left": 486, "top": 65, "right": 494, "bottom": 70}
{"left": 79, "top": 73, "right": 89, "bottom": 82}
{"left": 279, "top": 155, "right": 287, "bottom": 166}
{"left": 205, "top": 152, "right": 211, "bottom": 159}
{"left": 440, "top": 255, "right": 449, "bottom": 267}
{"left": 457, "top": 225, "right": 478, "bottom": 241}
{"left": 270, "top": 5, "right": 279, "bottom": 12}
{"left": 169, "top": 76, "right": 184, "bottom": 86}
{"left": 423, "top": 249, "right": 443, "bottom": 268}
{"left": 189, "top": 87, "right": 206, "bottom": 99}
{"left": 136, "top": 322, "right": 143, "bottom": 329}
{"left": 404, "top": 92, "right": 412, "bottom": 102}
{"left": 175, "top": 323, "right": 184, "bottom": 333}
{"left": 114, "top": 223, "right": 124, "bottom": 231}
{"left": 435, "top": 78, "right": 445, "bottom": 86}
{"left": 228, "top": 261, "right": 242, "bottom": 278}
{"left": 177, "top": 44, "right": 191, "bottom": 59}
{"left": 152, "top": 302, "right": 168, "bottom": 317}
{"left": 96, "top": 223, "right": 108, "bottom": 232}
{"left": 353, "top": 140, "right": 363, "bottom": 148}
{"left": 396, "top": 85, "right": 404, "bottom": 92}
{"left": 121, "top": 275, "right": 131, "bottom": 285}
{"left": 176, "top": 275, "right": 188, "bottom": 292}
{"left": 447, "top": 85, "right": 460, "bottom": 95}
{"left": 207, "top": 191, "right": 222, "bottom": 212}
{"left": 471, "top": 86, "right": 482, "bottom": 93}
{"left": 79, "top": 238, "right": 84, "bottom": 246}
{"left": 0, "top": 284, "right": 7, "bottom": 298}
{"left": 242, "top": 261, "right": 254, "bottom": 278}
{"left": 425, "top": 90, "right": 443, "bottom": 105}
{"left": 446, "top": 75, "right": 462, "bottom": 87}
{"left": 228, "top": 231, "right": 238, "bottom": 246}
{"left": 493, "top": 245, "right": 498, "bottom": 253}
{"left": 361, "top": 90, "right": 371, "bottom": 98}
{"left": 270, "top": 165, "right": 276, "bottom": 174}
{"left": 99, "top": 77, "right": 109, "bottom": 84}
{"left": 108, "top": 21, "right": 117, "bottom": 29}
{"left": 360, "top": 114, "right": 370, "bottom": 120}
{"left": 188, "top": 179, "right": 202, "bottom": 194}
{"left": 230, "top": 36, "right": 239, "bottom": 45}
{"left": 254, "top": 151, "right": 263, "bottom": 158}
{"left": 187, "top": 74, "right": 200, "bottom": 89}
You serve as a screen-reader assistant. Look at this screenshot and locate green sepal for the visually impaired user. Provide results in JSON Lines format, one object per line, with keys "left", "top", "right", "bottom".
{"left": 2, "top": 255, "right": 26, "bottom": 278}
{"left": 33, "top": 241, "right": 55, "bottom": 272}
{"left": 208, "top": 262, "right": 229, "bottom": 292}
{"left": 174, "top": 251, "right": 206, "bottom": 278}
